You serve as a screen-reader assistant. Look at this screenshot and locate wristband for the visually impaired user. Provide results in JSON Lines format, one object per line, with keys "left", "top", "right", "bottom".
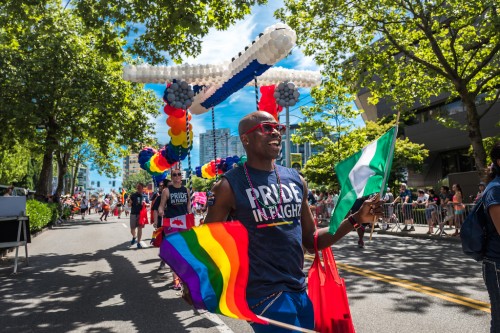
{"left": 348, "top": 215, "right": 365, "bottom": 231}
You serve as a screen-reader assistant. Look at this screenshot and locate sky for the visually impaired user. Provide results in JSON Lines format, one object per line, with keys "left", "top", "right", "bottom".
{"left": 89, "top": 0, "right": 347, "bottom": 193}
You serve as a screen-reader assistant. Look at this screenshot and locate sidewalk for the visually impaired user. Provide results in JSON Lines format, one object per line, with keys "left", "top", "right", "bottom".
{"left": 375, "top": 223, "right": 462, "bottom": 243}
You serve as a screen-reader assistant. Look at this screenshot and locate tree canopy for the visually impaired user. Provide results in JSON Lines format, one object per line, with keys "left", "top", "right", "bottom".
{"left": 122, "top": 170, "right": 154, "bottom": 191}
{"left": 0, "top": 1, "right": 160, "bottom": 197}
{"left": 291, "top": 85, "right": 429, "bottom": 186}
{"left": 277, "top": 0, "right": 500, "bottom": 175}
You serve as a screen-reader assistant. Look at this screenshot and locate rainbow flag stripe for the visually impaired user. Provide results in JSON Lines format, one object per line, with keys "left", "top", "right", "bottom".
{"left": 160, "top": 221, "right": 266, "bottom": 324}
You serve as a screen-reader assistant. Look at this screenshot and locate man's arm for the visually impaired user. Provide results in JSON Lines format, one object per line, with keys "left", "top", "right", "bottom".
{"left": 158, "top": 188, "right": 169, "bottom": 217}
{"left": 204, "top": 178, "right": 235, "bottom": 223}
{"left": 300, "top": 176, "right": 383, "bottom": 252}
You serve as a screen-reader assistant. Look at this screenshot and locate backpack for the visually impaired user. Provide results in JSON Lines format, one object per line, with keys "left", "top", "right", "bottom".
{"left": 460, "top": 181, "right": 498, "bottom": 261}
{"left": 460, "top": 199, "right": 488, "bottom": 261}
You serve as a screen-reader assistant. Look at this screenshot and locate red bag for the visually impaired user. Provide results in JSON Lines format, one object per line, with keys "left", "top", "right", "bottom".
{"left": 308, "top": 231, "right": 355, "bottom": 333}
{"left": 138, "top": 203, "right": 148, "bottom": 227}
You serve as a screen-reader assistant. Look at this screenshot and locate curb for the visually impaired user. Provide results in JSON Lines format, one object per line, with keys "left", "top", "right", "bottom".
{"left": 377, "top": 230, "right": 462, "bottom": 243}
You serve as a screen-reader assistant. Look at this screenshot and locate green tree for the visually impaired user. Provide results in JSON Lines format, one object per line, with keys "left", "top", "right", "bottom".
{"left": 191, "top": 176, "right": 216, "bottom": 192}
{"left": 122, "top": 170, "right": 154, "bottom": 191}
{"left": 0, "top": 2, "right": 160, "bottom": 198}
{"left": 277, "top": 0, "right": 500, "bottom": 176}
{"left": 294, "top": 113, "right": 428, "bottom": 187}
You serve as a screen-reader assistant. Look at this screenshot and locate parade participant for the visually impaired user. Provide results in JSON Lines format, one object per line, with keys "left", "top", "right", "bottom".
{"left": 99, "top": 195, "right": 111, "bottom": 221}
{"left": 80, "top": 195, "right": 88, "bottom": 220}
{"left": 482, "top": 141, "right": 500, "bottom": 333}
{"left": 127, "top": 183, "right": 149, "bottom": 249}
{"left": 193, "top": 111, "right": 382, "bottom": 332}
{"left": 158, "top": 168, "right": 191, "bottom": 290}
{"left": 152, "top": 179, "right": 169, "bottom": 271}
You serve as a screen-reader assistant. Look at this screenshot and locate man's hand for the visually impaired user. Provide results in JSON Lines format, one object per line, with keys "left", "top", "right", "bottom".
{"left": 353, "top": 193, "right": 384, "bottom": 223}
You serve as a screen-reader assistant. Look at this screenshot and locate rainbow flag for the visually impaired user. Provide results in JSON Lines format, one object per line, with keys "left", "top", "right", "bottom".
{"left": 159, "top": 221, "right": 267, "bottom": 325}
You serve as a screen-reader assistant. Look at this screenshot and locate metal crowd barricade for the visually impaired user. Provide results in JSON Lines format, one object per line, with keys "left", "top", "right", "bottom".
{"left": 381, "top": 202, "right": 475, "bottom": 236}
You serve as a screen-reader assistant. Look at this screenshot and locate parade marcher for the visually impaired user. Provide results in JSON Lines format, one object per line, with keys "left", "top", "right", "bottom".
{"left": 152, "top": 179, "right": 170, "bottom": 271}
{"left": 80, "top": 195, "right": 88, "bottom": 220}
{"left": 99, "top": 196, "right": 111, "bottom": 221}
{"left": 479, "top": 141, "right": 500, "bottom": 333}
{"left": 127, "top": 183, "right": 149, "bottom": 249}
{"left": 188, "top": 111, "right": 382, "bottom": 332}
{"left": 159, "top": 168, "right": 191, "bottom": 290}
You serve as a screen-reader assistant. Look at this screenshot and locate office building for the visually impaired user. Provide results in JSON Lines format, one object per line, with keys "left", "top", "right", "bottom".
{"left": 199, "top": 128, "right": 231, "bottom": 165}
{"left": 123, "top": 153, "right": 141, "bottom": 180}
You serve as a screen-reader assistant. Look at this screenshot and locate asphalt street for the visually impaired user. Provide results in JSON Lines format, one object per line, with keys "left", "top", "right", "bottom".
{"left": 0, "top": 213, "right": 491, "bottom": 333}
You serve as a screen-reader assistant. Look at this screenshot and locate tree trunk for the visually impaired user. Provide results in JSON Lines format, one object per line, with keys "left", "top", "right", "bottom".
{"left": 71, "top": 158, "right": 80, "bottom": 195}
{"left": 34, "top": 148, "right": 54, "bottom": 200}
{"left": 55, "top": 152, "right": 70, "bottom": 199}
{"left": 462, "top": 93, "right": 487, "bottom": 178}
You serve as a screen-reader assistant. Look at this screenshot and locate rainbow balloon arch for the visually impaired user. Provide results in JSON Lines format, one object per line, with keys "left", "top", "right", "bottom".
{"left": 127, "top": 24, "right": 321, "bottom": 181}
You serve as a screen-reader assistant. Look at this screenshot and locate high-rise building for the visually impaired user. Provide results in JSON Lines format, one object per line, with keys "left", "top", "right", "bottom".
{"left": 123, "top": 153, "right": 141, "bottom": 180}
{"left": 199, "top": 128, "right": 231, "bottom": 165}
{"left": 228, "top": 136, "right": 245, "bottom": 157}
{"left": 76, "top": 165, "right": 90, "bottom": 190}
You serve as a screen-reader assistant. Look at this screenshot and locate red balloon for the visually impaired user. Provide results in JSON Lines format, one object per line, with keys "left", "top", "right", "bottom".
{"left": 164, "top": 105, "right": 185, "bottom": 118}
{"left": 258, "top": 85, "right": 283, "bottom": 121}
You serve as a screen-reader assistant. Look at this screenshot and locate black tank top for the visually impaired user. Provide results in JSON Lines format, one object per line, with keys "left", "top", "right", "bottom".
{"left": 165, "top": 185, "right": 188, "bottom": 218}
{"left": 223, "top": 164, "right": 306, "bottom": 298}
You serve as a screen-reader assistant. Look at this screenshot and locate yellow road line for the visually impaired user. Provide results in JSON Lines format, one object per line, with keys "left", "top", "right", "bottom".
{"left": 304, "top": 255, "right": 490, "bottom": 313}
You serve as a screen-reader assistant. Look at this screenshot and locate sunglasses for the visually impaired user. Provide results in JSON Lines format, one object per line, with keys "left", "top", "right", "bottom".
{"left": 244, "top": 123, "right": 286, "bottom": 135}
{"left": 172, "top": 173, "right": 182, "bottom": 177}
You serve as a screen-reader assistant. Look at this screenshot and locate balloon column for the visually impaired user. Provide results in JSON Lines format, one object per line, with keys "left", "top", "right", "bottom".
{"left": 138, "top": 80, "right": 195, "bottom": 178}
{"left": 163, "top": 80, "right": 194, "bottom": 162}
{"left": 195, "top": 156, "right": 247, "bottom": 179}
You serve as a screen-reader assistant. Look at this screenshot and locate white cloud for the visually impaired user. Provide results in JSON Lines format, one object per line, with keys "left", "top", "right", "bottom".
{"left": 183, "top": 17, "right": 257, "bottom": 65}
{"left": 228, "top": 89, "right": 256, "bottom": 105}
{"left": 288, "top": 47, "right": 321, "bottom": 71}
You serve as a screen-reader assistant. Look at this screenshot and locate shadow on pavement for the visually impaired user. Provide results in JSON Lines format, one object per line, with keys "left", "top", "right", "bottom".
{"left": 332, "top": 234, "right": 488, "bottom": 317}
{"left": 0, "top": 239, "right": 216, "bottom": 333}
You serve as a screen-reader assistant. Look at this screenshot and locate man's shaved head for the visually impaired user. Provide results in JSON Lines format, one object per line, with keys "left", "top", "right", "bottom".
{"left": 238, "top": 111, "right": 276, "bottom": 136}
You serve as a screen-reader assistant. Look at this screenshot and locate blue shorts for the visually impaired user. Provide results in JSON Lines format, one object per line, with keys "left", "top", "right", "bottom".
{"left": 247, "top": 291, "right": 314, "bottom": 333}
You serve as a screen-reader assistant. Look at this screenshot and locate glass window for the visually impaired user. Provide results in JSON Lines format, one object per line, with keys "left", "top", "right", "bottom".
{"left": 445, "top": 101, "right": 464, "bottom": 115}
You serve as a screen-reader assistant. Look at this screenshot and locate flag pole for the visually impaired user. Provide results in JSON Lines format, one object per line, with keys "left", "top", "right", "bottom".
{"left": 369, "top": 111, "right": 401, "bottom": 241}
{"left": 257, "top": 315, "right": 318, "bottom": 333}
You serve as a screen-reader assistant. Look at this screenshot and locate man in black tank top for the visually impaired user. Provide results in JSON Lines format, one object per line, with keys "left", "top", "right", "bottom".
{"left": 159, "top": 167, "right": 191, "bottom": 290}
{"left": 194, "top": 111, "right": 384, "bottom": 332}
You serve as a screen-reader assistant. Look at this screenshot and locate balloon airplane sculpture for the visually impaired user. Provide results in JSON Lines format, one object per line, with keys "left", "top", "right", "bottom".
{"left": 127, "top": 23, "right": 321, "bottom": 180}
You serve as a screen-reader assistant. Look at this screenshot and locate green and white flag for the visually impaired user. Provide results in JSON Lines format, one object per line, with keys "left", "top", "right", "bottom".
{"left": 329, "top": 126, "right": 397, "bottom": 234}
